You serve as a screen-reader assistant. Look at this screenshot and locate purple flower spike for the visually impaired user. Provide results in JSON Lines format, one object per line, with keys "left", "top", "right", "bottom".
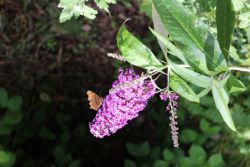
{"left": 89, "top": 68, "right": 155, "bottom": 138}
{"left": 160, "top": 92, "right": 179, "bottom": 148}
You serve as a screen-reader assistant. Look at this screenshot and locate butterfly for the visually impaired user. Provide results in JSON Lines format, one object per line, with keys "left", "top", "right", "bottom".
{"left": 86, "top": 90, "right": 103, "bottom": 111}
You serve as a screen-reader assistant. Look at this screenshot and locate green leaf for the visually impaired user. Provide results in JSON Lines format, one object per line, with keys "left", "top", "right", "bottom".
{"left": 178, "top": 157, "right": 196, "bottom": 167}
{"left": 197, "top": 87, "right": 212, "bottom": 98}
{"left": 150, "top": 146, "right": 161, "bottom": 160}
{"left": 226, "top": 74, "right": 246, "bottom": 93}
{"left": 149, "top": 27, "right": 188, "bottom": 64}
{"left": 125, "top": 142, "right": 150, "bottom": 157}
{"left": 208, "top": 153, "right": 225, "bottom": 167}
{"left": 0, "top": 122, "right": 13, "bottom": 136}
{"left": 0, "top": 150, "right": 15, "bottom": 166}
{"left": 152, "top": 0, "right": 227, "bottom": 74}
{"left": 153, "top": 160, "right": 168, "bottom": 167}
{"left": 94, "top": 0, "right": 116, "bottom": 12}
{"left": 168, "top": 59, "right": 211, "bottom": 88}
{"left": 212, "top": 81, "right": 236, "bottom": 131}
{"left": 199, "top": 119, "right": 210, "bottom": 132}
{"left": 152, "top": 6, "right": 169, "bottom": 58}
{"left": 7, "top": 96, "right": 22, "bottom": 111}
{"left": 59, "top": 9, "right": 74, "bottom": 23}
{"left": 229, "top": 46, "right": 250, "bottom": 66}
{"left": 169, "top": 72, "right": 200, "bottom": 103}
{"left": 188, "top": 144, "right": 207, "bottom": 163}
{"left": 140, "top": 0, "right": 152, "bottom": 17}
{"left": 124, "top": 159, "right": 137, "bottom": 167}
{"left": 4, "top": 110, "right": 23, "bottom": 125}
{"left": 163, "top": 149, "right": 174, "bottom": 161}
{"left": 58, "top": 0, "right": 98, "bottom": 23}
{"left": 216, "top": 0, "right": 235, "bottom": 61}
{"left": 117, "top": 24, "right": 164, "bottom": 70}
{"left": 139, "top": 142, "right": 150, "bottom": 156}
{"left": 0, "top": 88, "right": 8, "bottom": 108}
{"left": 180, "top": 129, "right": 198, "bottom": 143}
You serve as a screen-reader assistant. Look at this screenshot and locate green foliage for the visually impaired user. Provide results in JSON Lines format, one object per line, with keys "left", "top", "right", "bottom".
{"left": 125, "top": 87, "right": 249, "bottom": 166}
{"left": 0, "top": 88, "right": 23, "bottom": 167}
{"left": 208, "top": 153, "right": 225, "bottom": 167}
{"left": 152, "top": 0, "right": 228, "bottom": 75}
{"left": 124, "top": 159, "right": 137, "bottom": 167}
{"left": 7, "top": 96, "right": 22, "bottom": 111}
{"left": 0, "top": 89, "right": 23, "bottom": 136}
{"left": 168, "top": 59, "right": 211, "bottom": 88}
{"left": 125, "top": 142, "right": 150, "bottom": 157}
{"left": 0, "top": 151, "right": 15, "bottom": 167}
{"left": 169, "top": 72, "right": 200, "bottom": 103}
{"left": 212, "top": 80, "right": 236, "bottom": 131}
{"left": 149, "top": 27, "right": 187, "bottom": 64}
{"left": 216, "top": 0, "right": 235, "bottom": 61}
{"left": 0, "top": 89, "right": 8, "bottom": 108}
{"left": 94, "top": 0, "right": 116, "bottom": 12}
{"left": 139, "top": 0, "right": 152, "bottom": 17}
{"left": 117, "top": 0, "right": 248, "bottom": 131}
{"left": 117, "top": 24, "right": 164, "bottom": 70}
{"left": 58, "top": 0, "right": 116, "bottom": 22}
{"left": 226, "top": 74, "right": 246, "bottom": 93}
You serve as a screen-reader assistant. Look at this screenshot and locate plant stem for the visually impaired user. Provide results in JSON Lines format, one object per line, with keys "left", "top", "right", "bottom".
{"left": 171, "top": 64, "right": 250, "bottom": 73}
{"left": 228, "top": 66, "right": 250, "bottom": 73}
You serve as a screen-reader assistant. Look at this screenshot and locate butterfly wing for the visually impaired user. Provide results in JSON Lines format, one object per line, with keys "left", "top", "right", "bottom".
{"left": 87, "top": 90, "right": 102, "bottom": 111}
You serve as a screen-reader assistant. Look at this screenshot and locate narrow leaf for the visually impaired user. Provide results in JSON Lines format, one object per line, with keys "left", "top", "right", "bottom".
{"left": 152, "top": 5, "right": 169, "bottom": 58}
{"left": 149, "top": 27, "right": 188, "bottom": 64}
{"left": 197, "top": 87, "right": 212, "bottom": 98}
{"left": 168, "top": 59, "right": 211, "bottom": 88}
{"left": 212, "top": 81, "right": 236, "bottom": 131}
{"left": 216, "top": 0, "right": 236, "bottom": 61}
{"left": 117, "top": 24, "right": 164, "bottom": 70}
{"left": 170, "top": 72, "right": 200, "bottom": 103}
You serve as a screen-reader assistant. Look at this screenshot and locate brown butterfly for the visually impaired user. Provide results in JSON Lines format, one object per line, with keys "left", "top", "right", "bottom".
{"left": 86, "top": 90, "right": 103, "bottom": 111}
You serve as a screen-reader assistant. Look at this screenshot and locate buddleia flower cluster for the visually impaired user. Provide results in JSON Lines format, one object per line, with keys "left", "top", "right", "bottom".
{"left": 89, "top": 68, "right": 155, "bottom": 138}
{"left": 89, "top": 67, "right": 180, "bottom": 148}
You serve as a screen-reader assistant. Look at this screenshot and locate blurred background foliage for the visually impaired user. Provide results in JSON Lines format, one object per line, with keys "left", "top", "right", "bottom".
{"left": 0, "top": 0, "right": 249, "bottom": 166}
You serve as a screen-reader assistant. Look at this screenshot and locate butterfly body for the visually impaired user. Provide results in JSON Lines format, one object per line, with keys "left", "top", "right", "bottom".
{"left": 87, "top": 90, "right": 103, "bottom": 111}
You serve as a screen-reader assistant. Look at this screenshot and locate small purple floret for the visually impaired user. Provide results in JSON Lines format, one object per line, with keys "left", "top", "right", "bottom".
{"left": 89, "top": 68, "right": 155, "bottom": 138}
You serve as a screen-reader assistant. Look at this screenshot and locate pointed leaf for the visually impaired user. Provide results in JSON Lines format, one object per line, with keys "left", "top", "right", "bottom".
{"left": 149, "top": 27, "right": 188, "bottom": 64}
{"left": 226, "top": 74, "right": 246, "bottom": 93}
{"left": 168, "top": 59, "right": 211, "bottom": 88}
{"left": 170, "top": 72, "right": 200, "bottom": 103}
{"left": 216, "top": 0, "right": 235, "bottom": 61}
{"left": 197, "top": 87, "right": 212, "bottom": 98}
{"left": 152, "top": 6, "right": 169, "bottom": 58}
{"left": 117, "top": 24, "right": 164, "bottom": 70}
{"left": 152, "top": 0, "right": 227, "bottom": 74}
{"left": 212, "top": 81, "right": 236, "bottom": 131}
